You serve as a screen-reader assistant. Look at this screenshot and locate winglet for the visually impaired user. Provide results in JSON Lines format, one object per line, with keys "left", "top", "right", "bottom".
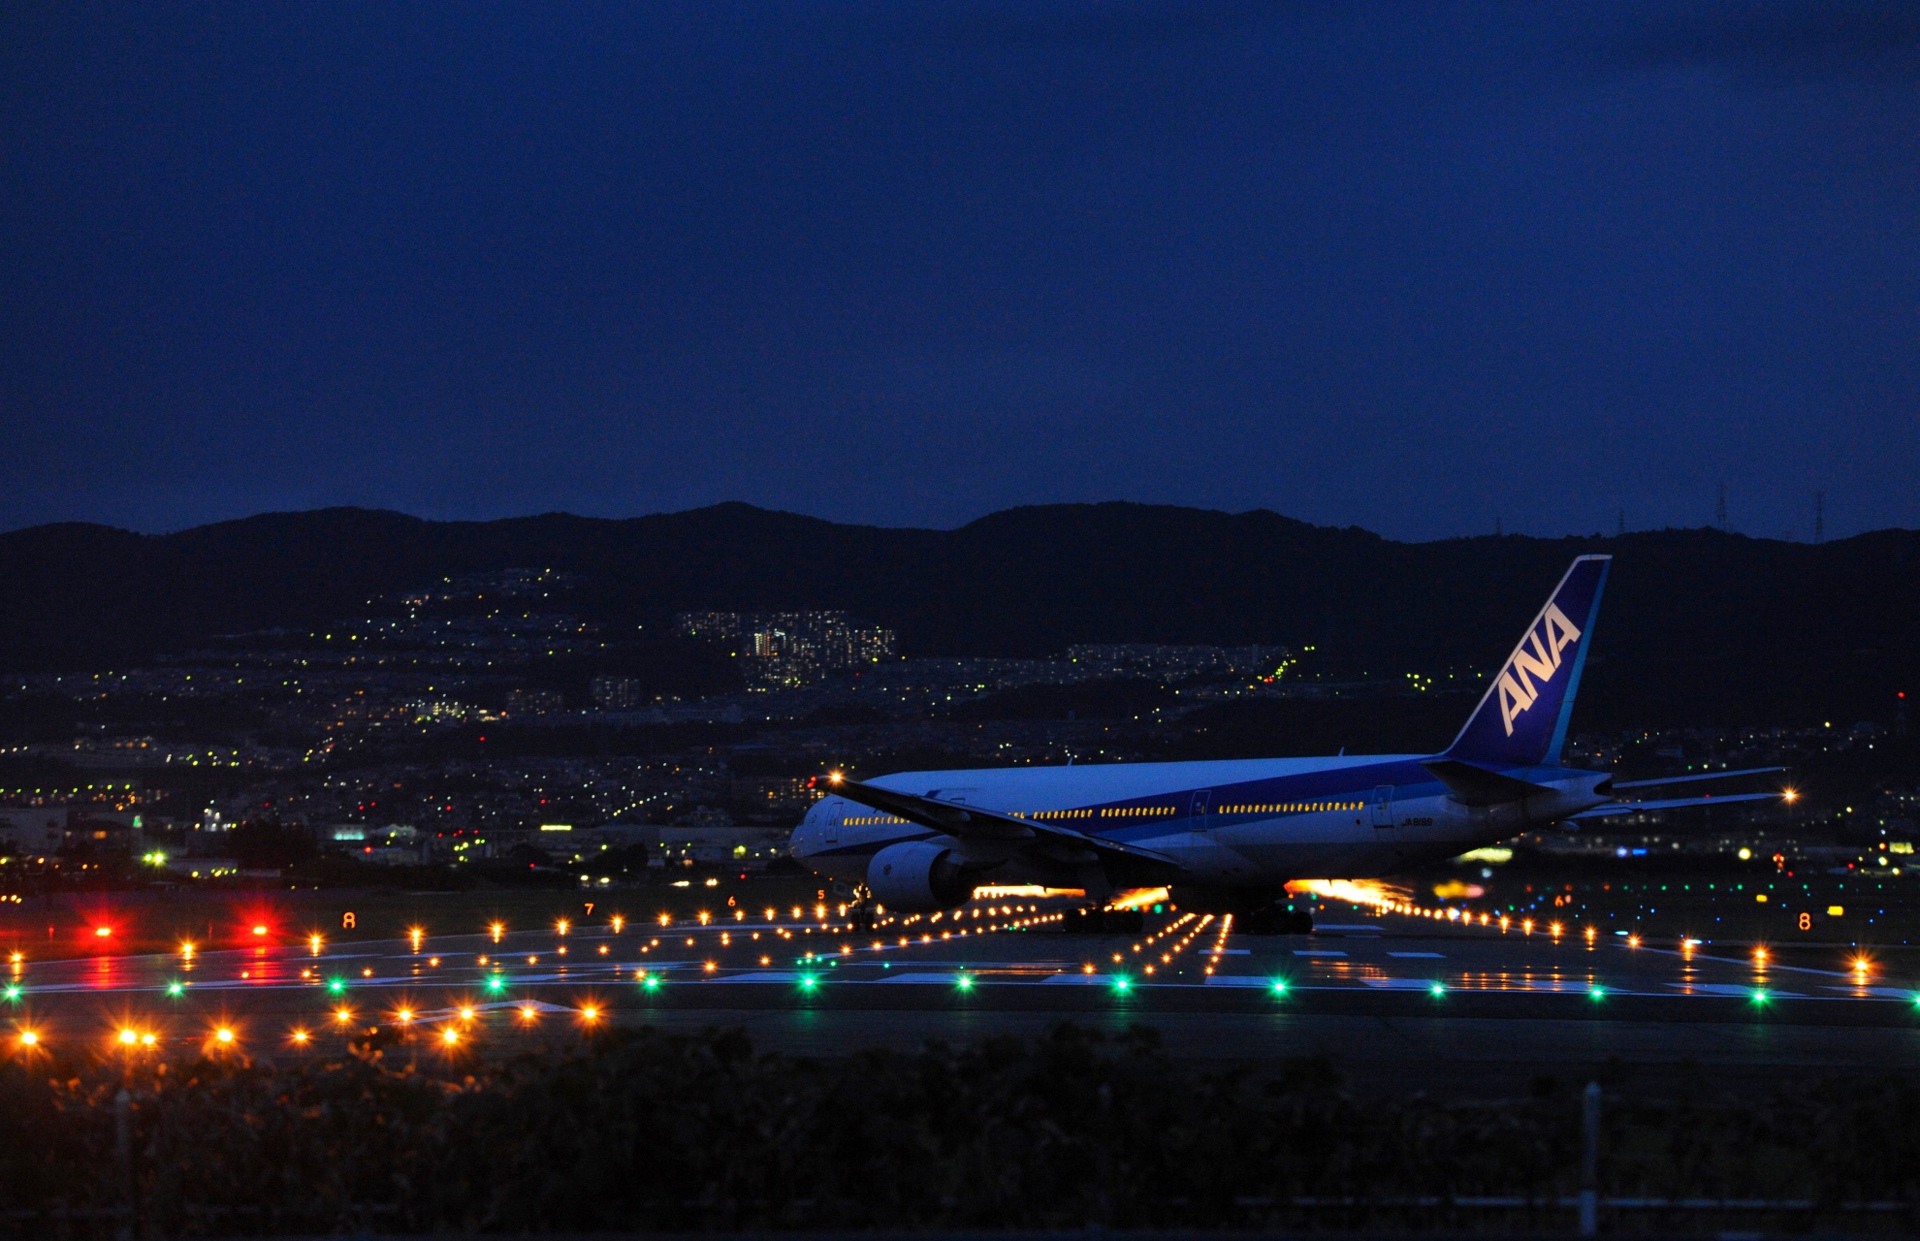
{"left": 1443, "top": 555, "right": 1611, "bottom": 768}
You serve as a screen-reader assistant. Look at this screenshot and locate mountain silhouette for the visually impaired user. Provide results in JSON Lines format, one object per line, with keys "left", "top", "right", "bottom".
{"left": 0, "top": 503, "right": 1913, "bottom": 729}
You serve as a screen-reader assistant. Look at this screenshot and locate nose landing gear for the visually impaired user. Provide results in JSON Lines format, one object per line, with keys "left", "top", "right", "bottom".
{"left": 848, "top": 886, "right": 876, "bottom": 932}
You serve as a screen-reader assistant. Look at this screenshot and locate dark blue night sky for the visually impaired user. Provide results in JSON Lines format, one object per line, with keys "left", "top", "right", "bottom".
{"left": 3, "top": 2, "right": 1916, "bottom": 540}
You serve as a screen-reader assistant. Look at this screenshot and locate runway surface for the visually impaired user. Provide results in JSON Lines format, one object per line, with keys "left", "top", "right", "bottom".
{"left": 9, "top": 900, "right": 1920, "bottom": 1087}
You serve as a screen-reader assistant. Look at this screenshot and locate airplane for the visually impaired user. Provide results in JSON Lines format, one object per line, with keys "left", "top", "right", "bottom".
{"left": 788, "top": 555, "right": 1783, "bottom": 933}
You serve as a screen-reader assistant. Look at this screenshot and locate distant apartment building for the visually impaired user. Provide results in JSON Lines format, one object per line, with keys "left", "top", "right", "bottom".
{"left": 588, "top": 675, "right": 648, "bottom": 709}
{"left": 504, "top": 686, "right": 566, "bottom": 715}
{"left": 673, "top": 609, "right": 897, "bottom": 689}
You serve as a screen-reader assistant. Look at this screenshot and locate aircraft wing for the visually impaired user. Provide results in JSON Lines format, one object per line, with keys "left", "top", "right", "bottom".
{"left": 1569, "top": 791, "right": 1783, "bottom": 819}
{"left": 819, "top": 773, "right": 1185, "bottom": 870}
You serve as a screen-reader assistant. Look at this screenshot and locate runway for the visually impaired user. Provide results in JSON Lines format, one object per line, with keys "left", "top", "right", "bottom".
{"left": 9, "top": 899, "right": 1920, "bottom": 1088}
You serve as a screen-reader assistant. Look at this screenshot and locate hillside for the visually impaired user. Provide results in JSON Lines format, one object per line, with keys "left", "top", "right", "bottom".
{"left": 0, "top": 503, "right": 1913, "bottom": 730}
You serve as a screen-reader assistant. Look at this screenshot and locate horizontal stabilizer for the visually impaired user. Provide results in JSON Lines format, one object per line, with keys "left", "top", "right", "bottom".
{"left": 1571, "top": 791, "right": 1782, "bottom": 819}
{"left": 1421, "top": 759, "right": 1556, "bottom": 807}
{"left": 1610, "top": 767, "right": 1786, "bottom": 790}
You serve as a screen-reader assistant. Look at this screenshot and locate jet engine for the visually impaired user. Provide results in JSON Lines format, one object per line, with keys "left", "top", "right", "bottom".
{"left": 865, "top": 841, "right": 976, "bottom": 913}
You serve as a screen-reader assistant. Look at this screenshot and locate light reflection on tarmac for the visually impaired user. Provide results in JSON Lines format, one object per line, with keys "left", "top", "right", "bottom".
{"left": 8, "top": 901, "right": 1920, "bottom": 1083}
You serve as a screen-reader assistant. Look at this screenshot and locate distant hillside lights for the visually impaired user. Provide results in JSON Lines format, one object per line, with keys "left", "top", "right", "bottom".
{"left": 674, "top": 610, "right": 897, "bottom": 690}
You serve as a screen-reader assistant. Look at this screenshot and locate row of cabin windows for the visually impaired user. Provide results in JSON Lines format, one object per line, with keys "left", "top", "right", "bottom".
{"left": 1221, "top": 801, "right": 1360, "bottom": 814}
{"left": 845, "top": 803, "right": 1356, "bottom": 825}
{"left": 844, "top": 807, "right": 1170, "bottom": 824}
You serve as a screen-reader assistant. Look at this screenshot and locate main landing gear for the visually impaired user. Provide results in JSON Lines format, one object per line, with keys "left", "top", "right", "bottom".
{"left": 1238, "top": 903, "right": 1314, "bottom": 936}
{"left": 1168, "top": 886, "right": 1315, "bottom": 935}
{"left": 1057, "top": 906, "right": 1146, "bottom": 934}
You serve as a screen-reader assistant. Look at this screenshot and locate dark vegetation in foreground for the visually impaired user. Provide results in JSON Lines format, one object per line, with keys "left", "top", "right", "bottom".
{"left": 5, "top": 1023, "right": 1920, "bottom": 1235}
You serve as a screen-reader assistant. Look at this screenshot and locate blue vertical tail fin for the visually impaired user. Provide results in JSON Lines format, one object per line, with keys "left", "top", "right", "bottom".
{"left": 1442, "top": 555, "right": 1611, "bottom": 768}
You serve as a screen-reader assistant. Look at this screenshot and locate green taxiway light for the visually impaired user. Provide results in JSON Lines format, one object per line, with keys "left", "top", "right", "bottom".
{"left": 1112, "top": 976, "right": 1131, "bottom": 994}
{"left": 798, "top": 975, "right": 818, "bottom": 992}
{"left": 642, "top": 976, "right": 662, "bottom": 992}
{"left": 485, "top": 975, "right": 505, "bottom": 992}
{"left": 954, "top": 974, "right": 973, "bottom": 991}
{"left": 1751, "top": 989, "right": 1770, "bottom": 1005}
{"left": 1429, "top": 982, "right": 1447, "bottom": 997}
{"left": 165, "top": 981, "right": 185, "bottom": 998}
{"left": 1270, "top": 979, "right": 1289, "bottom": 996}
{"left": 326, "top": 979, "right": 345, "bottom": 994}
{"left": 3, "top": 985, "right": 19, "bottom": 1002}
{"left": 1589, "top": 986, "right": 1605, "bottom": 1001}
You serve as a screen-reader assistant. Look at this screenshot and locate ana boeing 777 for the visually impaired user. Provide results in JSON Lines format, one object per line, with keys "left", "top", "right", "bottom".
{"left": 789, "top": 556, "right": 1778, "bottom": 932}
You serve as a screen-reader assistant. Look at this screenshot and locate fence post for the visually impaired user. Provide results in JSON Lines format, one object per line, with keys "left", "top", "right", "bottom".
{"left": 1579, "top": 1081, "right": 1601, "bottom": 1236}
{"left": 114, "top": 1086, "right": 133, "bottom": 1240}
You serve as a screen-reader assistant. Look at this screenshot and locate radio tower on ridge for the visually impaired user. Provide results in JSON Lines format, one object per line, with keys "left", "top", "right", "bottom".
{"left": 1716, "top": 483, "right": 1728, "bottom": 531}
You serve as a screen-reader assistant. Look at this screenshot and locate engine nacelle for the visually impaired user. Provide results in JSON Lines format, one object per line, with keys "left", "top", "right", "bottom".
{"left": 866, "top": 841, "right": 975, "bottom": 913}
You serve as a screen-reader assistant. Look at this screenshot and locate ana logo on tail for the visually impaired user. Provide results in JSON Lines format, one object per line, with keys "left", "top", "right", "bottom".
{"left": 1495, "top": 601, "right": 1582, "bottom": 736}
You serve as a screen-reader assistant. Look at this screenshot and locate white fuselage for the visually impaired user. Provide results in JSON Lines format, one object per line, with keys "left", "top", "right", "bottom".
{"left": 789, "top": 753, "right": 1610, "bottom": 896}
